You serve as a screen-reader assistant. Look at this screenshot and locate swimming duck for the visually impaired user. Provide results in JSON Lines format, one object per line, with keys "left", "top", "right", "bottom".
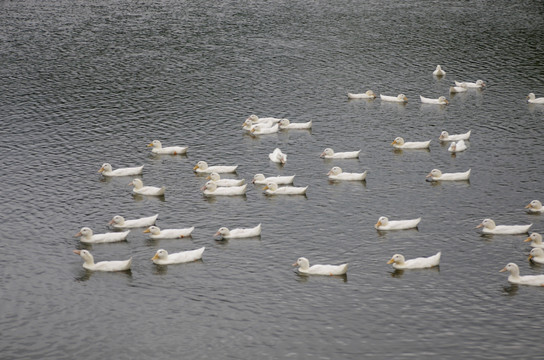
{"left": 278, "top": 118, "right": 312, "bottom": 130}
{"left": 448, "top": 140, "right": 467, "bottom": 153}
{"left": 263, "top": 182, "right": 308, "bottom": 195}
{"left": 143, "top": 225, "right": 195, "bottom": 239}
{"left": 380, "top": 94, "right": 408, "bottom": 103}
{"left": 524, "top": 233, "right": 544, "bottom": 248}
{"left": 147, "top": 140, "right": 188, "bottom": 155}
{"left": 205, "top": 172, "right": 245, "bottom": 187}
{"left": 75, "top": 227, "right": 130, "bottom": 244}
{"left": 449, "top": 86, "right": 468, "bottom": 93}
{"left": 527, "top": 93, "right": 544, "bottom": 104}
{"left": 293, "top": 257, "right": 348, "bottom": 276}
{"left": 476, "top": 219, "right": 532, "bottom": 235}
{"left": 109, "top": 214, "right": 158, "bottom": 229}
{"left": 387, "top": 252, "right": 441, "bottom": 269}
{"left": 499, "top": 263, "right": 544, "bottom": 286}
{"left": 327, "top": 166, "right": 367, "bottom": 181}
{"left": 201, "top": 180, "right": 247, "bottom": 196}
{"left": 320, "top": 148, "right": 361, "bottom": 159}
{"left": 128, "top": 178, "right": 165, "bottom": 196}
{"left": 432, "top": 65, "right": 446, "bottom": 77}
{"left": 439, "top": 130, "right": 471, "bottom": 142}
{"left": 246, "top": 114, "right": 282, "bottom": 124}
{"left": 252, "top": 174, "right": 295, "bottom": 185}
{"left": 98, "top": 163, "right": 143, "bottom": 177}
{"left": 391, "top": 137, "right": 431, "bottom": 149}
{"left": 193, "top": 161, "right": 238, "bottom": 174}
{"left": 269, "top": 148, "right": 287, "bottom": 164}
{"left": 375, "top": 216, "right": 421, "bottom": 230}
{"left": 455, "top": 80, "right": 485, "bottom": 88}
{"left": 151, "top": 247, "right": 205, "bottom": 265}
{"left": 528, "top": 248, "right": 544, "bottom": 264}
{"left": 215, "top": 224, "right": 262, "bottom": 239}
{"left": 525, "top": 200, "right": 544, "bottom": 213}
{"left": 347, "top": 90, "right": 377, "bottom": 99}
{"left": 419, "top": 95, "right": 449, "bottom": 105}
{"left": 426, "top": 169, "right": 471, "bottom": 181}
{"left": 250, "top": 123, "right": 279, "bottom": 135}
{"left": 73, "top": 249, "right": 132, "bottom": 271}
{"left": 242, "top": 117, "right": 277, "bottom": 131}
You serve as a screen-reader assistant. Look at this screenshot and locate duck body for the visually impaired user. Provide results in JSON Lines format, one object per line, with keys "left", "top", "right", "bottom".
{"left": 252, "top": 174, "right": 295, "bottom": 185}
{"left": 375, "top": 216, "right": 421, "bottom": 230}
{"left": 524, "top": 233, "right": 544, "bottom": 248}
{"left": 449, "top": 86, "right": 468, "bottom": 93}
{"left": 433, "top": 65, "right": 446, "bottom": 77}
{"left": 439, "top": 130, "right": 471, "bottom": 142}
{"left": 147, "top": 140, "right": 187, "bottom": 155}
{"left": 525, "top": 200, "right": 544, "bottom": 213}
{"left": 426, "top": 169, "right": 471, "bottom": 181}
{"left": 529, "top": 248, "right": 544, "bottom": 264}
{"left": 476, "top": 218, "right": 532, "bottom": 235}
{"left": 194, "top": 161, "right": 238, "bottom": 174}
{"left": 246, "top": 114, "right": 282, "bottom": 124}
{"left": 380, "top": 94, "right": 408, "bottom": 103}
{"left": 347, "top": 90, "right": 376, "bottom": 99}
{"left": 327, "top": 166, "right": 367, "bottom": 181}
{"left": 206, "top": 172, "right": 245, "bottom": 187}
{"left": 201, "top": 181, "right": 247, "bottom": 196}
{"left": 151, "top": 247, "right": 205, "bottom": 265}
{"left": 98, "top": 163, "right": 144, "bottom": 177}
{"left": 448, "top": 140, "right": 467, "bottom": 153}
{"left": 419, "top": 95, "right": 449, "bottom": 105}
{"left": 500, "top": 263, "right": 544, "bottom": 286}
{"left": 387, "top": 252, "right": 441, "bottom": 269}
{"left": 455, "top": 80, "right": 485, "bottom": 88}
{"left": 278, "top": 119, "right": 312, "bottom": 130}
{"left": 73, "top": 250, "right": 132, "bottom": 271}
{"left": 215, "top": 224, "right": 262, "bottom": 239}
{"left": 242, "top": 118, "right": 277, "bottom": 131}
{"left": 129, "top": 178, "right": 165, "bottom": 196}
{"left": 391, "top": 137, "right": 431, "bottom": 149}
{"left": 144, "top": 225, "right": 195, "bottom": 239}
{"left": 269, "top": 148, "right": 287, "bottom": 164}
{"left": 75, "top": 227, "right": 130, "bottom": 244}
{"left": 250, "top": 123, "right": 279, "bottom": 135}
{"left": 263, "top": 182, "right": 308, "bottom": 195}
{"left": 109, "top": 214, "right": 159, "bottom": 229}
{"left": 320, "top": 148, "right": 361, "bottom": 159}
{"left": 293, "top": 257, "right": 348, "bottom": 276}
{"left": 527, "top": 93, "right": 544, "bottom": 104}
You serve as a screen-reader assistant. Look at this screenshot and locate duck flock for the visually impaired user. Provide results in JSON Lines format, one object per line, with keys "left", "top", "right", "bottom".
{"left": 73, "top": 67, "right": 544, "bottom": 285}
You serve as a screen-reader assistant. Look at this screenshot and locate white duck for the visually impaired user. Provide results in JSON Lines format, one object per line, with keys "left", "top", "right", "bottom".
{"left": 432, "top": 65, "right": 446, "bottom": 77}
{"left": 246, "top": 114, "right": 282, "bottom": 124}
{"left": 529, "top": 248, "right": 544, "bottom": 264}
{"left": 327, "top": 166, "right": 367, "bottom": 181}
{"left": 387, "top": 252, "right": 441, "bottom": 269}
{"left": 206, "top": 172, "right": 245, "bottom": 187}
{"left": 448, "top": 140, "right": 467, "bottom": 153}
{"left": 201, "top": 180, "right": 247, "bottom": 196}
{"left": 293, "top": 257, "right": 348, "bottom": 276}
{"left": 527, "top": 93, "right": 544, "bottom": 104}
{"left": 252, "top": 173, "right": 295, "bottom": 185}
{"left": 269, "top": 148, "right": 287, "bottom": 164}
{"left": 391, "top": 137, "right": 431, "bottom": 149}
{"left": 525, "top": 200, "right": 544, "bottom": 213}
{"left": 75, "top": 227, "right": 130, "bottom": 244}
{"left": 419, "top": 95, "right": 449, "bottom": 105}
{"left": 347, "top": 90, "right": 377, "bottom": 99}
{"left": 215, "top": 224, "right": 262, "bottom": 239}
{"left": 250, "top": 123, "right": 279, "bottom": 135}
{"left": 147, "top": 140, "right": 188, "bottom": 155}
{"left": 380, "top": 94, "right": 408, "bottom": 103}
{"left": 455, "top": 80, "right": 485, "bottom": 88}
{"left": 151, "top": 247, "right": 205, "bottom": 265}
{"left": 426, "top": 169, "right": 471, "bottom": 181}
{"left": 143, "top": 225, "right": 195, "bottom": 239}
{"left": 375, "top": 216, "right": 421, "bottom": 230}
{"left": 263, "top": 182, "right": 308, "bottom": 195}
{"left": 109, "top": 214, "right": 158, "bottom": 229}
{"left": 449, "top": 86, "right": 468, "bottom": 93}
{"left": 73, "top": 249, "right": 132, "bottom": 271}
{"left": 476, "top": 218, "right": 532, "bottom": 235}
{"left": 129, "top": 178, "right": 165, "bottom": 196}
{"left": 242, "top": 117, "right": 277, "bottom": 131}
{"left": 524, "top": 233, "right": 544, "bottom": 248}
{"left": 439, "top": 130, "right": 471, "bottom": 142}
{"left": 320, "top": 148, "right": 361, "bottom": 159}
{"left": 500, "top": 263, "right": 544, "bottom": 286}
{"left": 98, "top": 163, "right": 143, "bottom": 177}
{"left": 278, "top": 118, "right": 312, "bottom": 130}
{"left": 193, "top": 161, "right": 238, "bottom": 174}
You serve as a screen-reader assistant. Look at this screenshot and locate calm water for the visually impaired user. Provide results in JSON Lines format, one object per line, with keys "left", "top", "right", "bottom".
{"left": 1, "top": 0, "right": 544, "bottom": 359}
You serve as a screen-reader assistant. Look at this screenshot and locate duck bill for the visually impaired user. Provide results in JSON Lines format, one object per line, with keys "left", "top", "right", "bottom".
{"left": 375, "top": 221, "right": 382, "bottom": 228}
{"left": 143, "top": 228, "right": 150, "bottom": 233}
{"left": 499, "top": 267, "right": 507, "bottom": 272}
{"left": 263, "top": 186, "right": 269, "bottom": 190}
{"left": 214, "top": 231, "right": 221, "bottom": 237}
{"left": 387, "top": 258, "right": 395, "bottom": 264}
{"left": 524, "top": 237, "right": 532, "bottom": 242}
{"left": 151, "top": 253, "right": 159, "bottom": 261}
{"left": 525, "top": 204, "right": 532, "bottom": 209}
{"left": 206, "top": 175, "right": 212, "bottom": 180}
{"left": 193, "top": 165, "right": 199, "bottom": 170}
{"left": 475, "top": 223, "right": 483, "bottom": 229}
{"left": 425, "top": 173, "right": 432, "bottom": 178}
{"left": 146, "top": 143, "right": 153, "bottom": 147}
{"left": 528, "top": 255, "right": 533, "bottom": 261}
{"left": 319, "top": 152, "right": 325, "bottom": 158}
{"left": 98, "top": 167, "right": 105, "bottom": 173}
{"left": 73, "top": 250, "right": 81, "bottom": 255}
{"left": 74, "top": 232, "right": 82, "bottom": 237}
{"left": 292, "top": 262, "right": 298, "bottom": 267}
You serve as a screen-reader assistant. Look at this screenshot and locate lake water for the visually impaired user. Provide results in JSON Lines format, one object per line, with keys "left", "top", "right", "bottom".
{"left": 1, "top": 0, "right": 544, "bottom": 359}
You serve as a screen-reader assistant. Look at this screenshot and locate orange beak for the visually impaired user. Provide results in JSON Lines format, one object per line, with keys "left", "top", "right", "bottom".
{"left": 499, "top": 267, "right": 507, "bottom": 272}
{"left": 98, "top": 167, "right": 105, "bottom": 173}
{"left": 143, "top": 228, "right": 150, "bottom": 233}
{"left": 193, "top": 165, "right": 199, "bottom": 170}
{"left": 73, "top": 250, "right": 81, "bottom": 255}
{"left": 75, "top": 232, "right": 82, "bottom": 237}
{"left": 524, "top": 237, "right": 532, "bottom": 243}
{"left": 525, "top": 203, "right": 532, "bottom": 209}
{"left": 151, "top": 253, "right": 159, "bottom": 261}
{"left": 476, "top": 223, "right": 483, "bottom": 229}
{"left": 387, "top": 258, "right": 395, "bottom": 264}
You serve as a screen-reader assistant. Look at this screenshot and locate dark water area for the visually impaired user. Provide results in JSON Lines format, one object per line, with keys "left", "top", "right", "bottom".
{"left": 1, "top": 0, "right": 544, "bottom": 359}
